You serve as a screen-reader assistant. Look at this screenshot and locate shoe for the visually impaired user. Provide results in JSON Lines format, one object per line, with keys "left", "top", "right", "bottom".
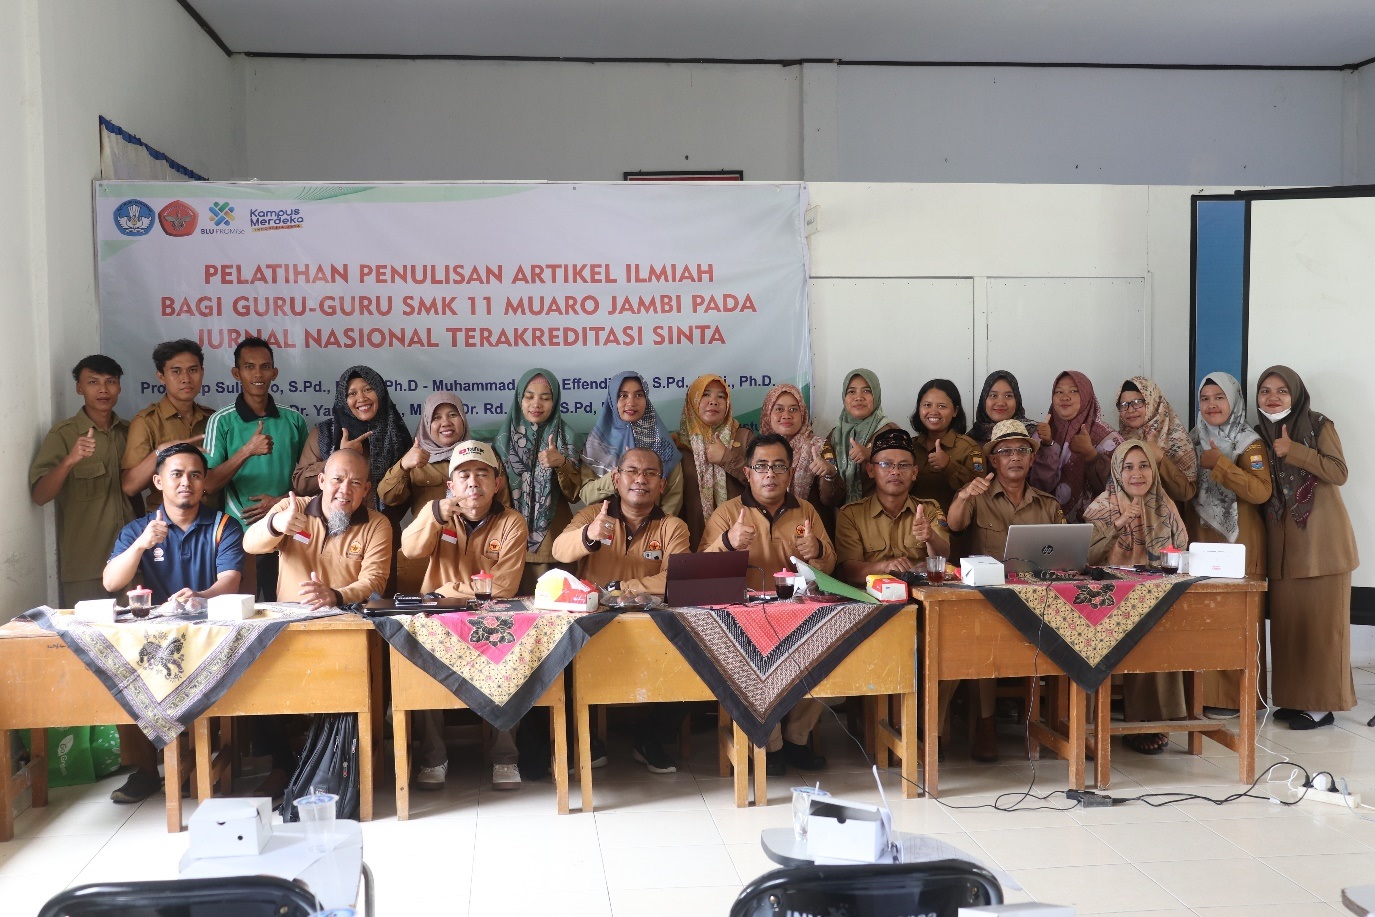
{"left": 765, "top": 751, "right": 787, "bottom": 777}
{"left": 1272, "top": 707, "right": 1301, "bottom": 721}
{"left": 780, "top": 740, "right": 826, "bottom": 771}
{"left": 590, "top": 737, "right": 608, "bottom": 769}
{"left": 110, "top": 770, "right": 161, "bottom": 804}
{"left": 253, "top": 768, "right": 289, "bottom": 802}
{"left": 971, "top": 715, "right": 999, "bottom": 763}
{"left": 415, "top": 762, "right": 447, "bottom": 791}
{"left": 492, "top": 763, "right": 522, "bottom": 790}
{"left": 1289, "top": 711, "right": 1335, "bottom": 731}
{"left": 1203, "top": 706, "right": 1240, "bottom": 719}
{"left": 631, "top": 740, "right": 678, "bottom": 774}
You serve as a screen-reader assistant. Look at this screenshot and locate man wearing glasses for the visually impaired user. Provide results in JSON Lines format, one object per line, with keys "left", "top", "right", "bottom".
{"left": 701, "top": 433, "right": 836, "bottom": 774}
{"left": 835, "top": 428, "right": 951, "bottom": 585}
{"left": 554, "top": 447, "right": 692, "bottom": 773}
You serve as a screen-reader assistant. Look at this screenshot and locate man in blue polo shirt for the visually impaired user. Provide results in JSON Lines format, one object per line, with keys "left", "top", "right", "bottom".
{"left": 102, "top": 443, "right": 245, "bottom": 803}
{"left": 203, "top": 337, "right": 309, "bottom": 599}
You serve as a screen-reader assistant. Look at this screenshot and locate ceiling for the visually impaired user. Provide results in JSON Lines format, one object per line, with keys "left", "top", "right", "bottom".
{"left": 184, "top": 0, "right": 1375, "bottom": 68}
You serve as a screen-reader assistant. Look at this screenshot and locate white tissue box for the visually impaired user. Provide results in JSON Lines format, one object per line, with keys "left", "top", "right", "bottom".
{"left": 807, "top": 796, "right": 892, "bottom": 863}
{"left": 187, "top": 797, "right": 272, "bottom": 857}
{"left": 206, "top": 594, "right": 257, "bottom": 621}
{"left": 74, "top": 599, "right": 117, "bottom": 623}
{"left": 961, "top": 555, "right": 1006, "bottom": 587}
{"left": 1188, "top": 542, "right": 1246, "bottom": 579}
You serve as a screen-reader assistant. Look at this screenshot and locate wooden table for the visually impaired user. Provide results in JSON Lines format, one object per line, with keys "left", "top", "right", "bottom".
{"left": 911, "top": 585, "right": 1088, "bottom": 799}
{"left": 571, "top": 606, "right": 916, "bottom": 811}
{"left": 0, "top": 620, "right": 188, "bottom": 837}
{"left": 1090, "top": 577, "right": 1265, "bottom": 788}
{"left": 389, "top": 646, "right": 569, "bottom": 818}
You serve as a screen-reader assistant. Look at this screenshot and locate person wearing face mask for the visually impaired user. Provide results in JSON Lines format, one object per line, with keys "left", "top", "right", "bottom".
{"left": 1085, "top": 442, "right": 1190, "bottom": 754}
{"left": 1114, "top": 377, "right": 1197, "bottom": 504}
{"left": 1255, "top": 366, "right": 1358, "bottom": 731}
{"left": 1030, "top": 371, "right": 1125, "bottom": 522}
{"left": 969, "top": 371, "right": 1037, "bottom": 449}
{"left": 580, "top": 371, "right": 684, "bottom": 515}
{"left": 673, "top": 374, "right": 754, "bottom": 549}
{"left": 828, "top": 369, "right": 901, "bottom": 505}
{"left": 910, "top": 379, "right": 986, "bottom": 527}
{"left": 493, "top": 370, "right": 583, "bottom": 594}
{"left": 1185, "top": 372, "right": 1271, "bottom": 715}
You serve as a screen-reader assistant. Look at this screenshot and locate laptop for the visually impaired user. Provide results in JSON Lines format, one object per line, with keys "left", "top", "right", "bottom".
{"left": 665, "top": 550, "right": 750, "bottom": 606}
{"left": 1002, "top": 523, "right": 1093, "bottom": 574}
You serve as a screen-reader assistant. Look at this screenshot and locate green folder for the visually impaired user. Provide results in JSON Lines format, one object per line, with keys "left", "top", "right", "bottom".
{"left": 795, "top": 560, "right": 879, "bottom": 604}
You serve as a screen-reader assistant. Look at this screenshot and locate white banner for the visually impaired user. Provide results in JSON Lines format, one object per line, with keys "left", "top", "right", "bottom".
{"left": 94, "top": 181, "right": 810, "bottom": 436}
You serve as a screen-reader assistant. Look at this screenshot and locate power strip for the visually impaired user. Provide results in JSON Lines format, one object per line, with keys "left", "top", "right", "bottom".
{"left": 1275, "top": 789, "right": 1363, "bottom": 810}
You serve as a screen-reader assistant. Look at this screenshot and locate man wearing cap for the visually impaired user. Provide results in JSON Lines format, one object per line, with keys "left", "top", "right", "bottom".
{"left": 553, "top": 447, "right": 692, "bottom": 773}
{"left": 701, "top": 433, "right": 836, "bottom": 775}
{"left": 399, "top": 440, "right": 529, "bottom": 792}
{"left": 101, "top": 443, "right": 245, "bottom": 804}
{"left": 945, "top": 419, "right": 1065, "bottom": 761}
{"left": 836, "top": 428, "right": 951, "bottom": 585}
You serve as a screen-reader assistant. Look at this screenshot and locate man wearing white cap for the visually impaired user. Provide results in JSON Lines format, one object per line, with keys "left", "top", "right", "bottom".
{"left": 400, "top": 439, "right": 529, "bottom": 791}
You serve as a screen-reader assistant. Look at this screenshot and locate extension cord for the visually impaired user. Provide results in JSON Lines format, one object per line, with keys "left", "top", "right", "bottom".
{"left": 1275, "top": 789, "right": 1362, "bottom": 810}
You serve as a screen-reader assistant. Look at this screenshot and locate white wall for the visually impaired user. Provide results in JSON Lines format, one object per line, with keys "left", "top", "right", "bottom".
{"left": 245, "top": 59, "right": 802, "bottom": 182}
{"left": 1359, "top": 66, "right": 1375, "bottom": 183}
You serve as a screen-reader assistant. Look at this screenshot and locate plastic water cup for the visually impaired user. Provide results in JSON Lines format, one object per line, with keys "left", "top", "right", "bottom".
{"left": 295, "top": 792, "right": 338, "bottom": 852}
{"left": 791, "top": 785, "right": 830, "bottom": 840}
{"left": 925, "top": 555, "right": 947, "bottom": 584}
{"left": 127, "top": 588, "right": 153, "bottom": 619}
{"left": 773, "top": 571, "right": 794, "bottom": 600}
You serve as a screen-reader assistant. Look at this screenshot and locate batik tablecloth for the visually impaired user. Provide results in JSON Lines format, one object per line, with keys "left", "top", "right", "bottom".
{"left": 648, "top": 600, "right": 905, "bottom": 746}
{"left": 370, "top": 600, "right": 616, "bottom": 731}
{"left": 972, "top": 570, "right": 1201, "bottom": 693}
{"left": 23, "top": 603, "right": 344, "bottom": 748}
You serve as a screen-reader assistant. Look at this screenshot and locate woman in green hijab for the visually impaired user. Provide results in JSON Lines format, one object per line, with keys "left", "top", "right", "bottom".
{"left": 827, "top": 369, "right": 901, "bottom": 504}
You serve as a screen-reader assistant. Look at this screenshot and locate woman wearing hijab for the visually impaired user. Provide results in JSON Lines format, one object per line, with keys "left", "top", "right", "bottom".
{"left": 910, "top": 379, "right": 985, "bottom": 513}
{"left": 828, "top": 369, "right": 901, "bottom": 505}
{"left": 1085, "top": 441, "right": 1190, "bottom": 754}
{"left": 1115, "top": 376, "right": 1197, "bottom": 504}
{"left": 493, "top": 369, "right": 582, "bottom": 594}
{"left": 759, "top": 383, "right": 844, "bottom": 510}
{"left": 970, "top": 370, "right": 1037, "bottom": 448}
{"left": 1255, "top": 366, "right": 1358, "bottom": 730}
{"left": 673, "top": 374, "right": 753, "bottom": 549}
{"left": 579, "top": 370, "right": 684, "bottom": 515}
{"left": 1031, "top": 371, "right": 1124, "bottom": 522}
{"left": 1185, "top": 372, "right": 1272, "bottom": 713}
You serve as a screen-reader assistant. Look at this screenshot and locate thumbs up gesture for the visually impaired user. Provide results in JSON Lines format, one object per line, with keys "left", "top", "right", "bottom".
{"left": 728, "top": 506, "right": 757, "bottom": 551}
{"left": 400, "top": 435, "right": 430, "bottom": 470}
{"left": 848, "top": 435, "right": 870, "bottom": 464}
{"left": 960, "top": 472, "right": 995, "bottom": 501}
{"left": 1114, "top": 492, "right": 1143, "bottom": 532}
{"left": 244, "top": 420, "right": 273, "bottom": 457}
{"left": 539, "top": 434, "right": 565, "bottom": 469}
{"left": 66, "top": 426, "right": 97, "bottom": 465}
{"left": 1036, "top": 412, "right": 1054, "bottom": 445}
{"left": 927, "top": 437, "right": 949, "bottom": 471}
{"left": 1200, "top": 439, "right": 1222, "bottom": 471}
{"left": 796, "top": 517, "right": 821, "bottom": 561}
{"left": 339, "top": 428, "right": 371, "bottom": 452}
{"left": 1070, "top": 424, "right": 1097, "bottom": 460}
{"left": 138, "top": 508, "right": 169, "bottom": 550}
{"left": 1273, "top": 423, "right": 1293, "bottom": 459}
{"left": 589, "top": 500, "right": 615, "bottom": 544}
{"left": 272, "top": 491, "right": 304, "bottom": 536}
{"left": 911, "top": 503, "right": 931, "bottom": 542}
{"left": 300, "top": 570, "right": 335, "bottom": 609}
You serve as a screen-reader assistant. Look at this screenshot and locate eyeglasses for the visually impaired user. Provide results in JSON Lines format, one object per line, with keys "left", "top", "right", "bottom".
{"left": 872, "top": 461, "right": 915, "bottom": 471}
{"left": 748, "top": 461, "right": 791, "bottom": 476}
{"left": 617, "top": 467, "right": 662, "bottom": 480}
{"left": 990, "top": 446, "right": 1034, "bottom": 457}
{"left": 1116, "top": 399, "right": 1146, "bottom": 410}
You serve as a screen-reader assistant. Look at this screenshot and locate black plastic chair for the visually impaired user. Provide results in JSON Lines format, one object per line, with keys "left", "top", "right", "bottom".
{"left": 37, "top": 875, "right": 322, "bottom": 917}
{"left": 730, "top": 859, "right": 1003, "bottom": 917}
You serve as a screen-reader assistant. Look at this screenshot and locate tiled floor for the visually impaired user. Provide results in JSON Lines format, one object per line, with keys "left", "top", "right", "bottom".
{"left": 7, "top": 666, "right": 1375, "bottom": 916}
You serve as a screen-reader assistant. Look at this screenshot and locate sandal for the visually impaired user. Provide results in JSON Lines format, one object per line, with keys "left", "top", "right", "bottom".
{"left": 1123, "top": 733, "right": 1168, "bottom": 756}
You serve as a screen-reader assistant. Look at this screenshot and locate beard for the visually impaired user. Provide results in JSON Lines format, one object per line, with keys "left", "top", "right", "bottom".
{"left": 325, "top": 508, "right": 352, "bottom": 537}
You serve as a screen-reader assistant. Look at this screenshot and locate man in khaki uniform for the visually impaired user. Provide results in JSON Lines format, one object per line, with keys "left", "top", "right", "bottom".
{"left": 400, "top": 440, "right": 529, "bottom": 792}
{"left": 946, "top": 419, "right": 1065, "bottom": 761}
{"left": 29, "top": 355, "right": 137, "bottom": 605}
{"left": 836, "top": 428, "right": 951, "bottom": 585}
{"left": 122, "top": 339, "right": 215, "bottom": 510}
{"left": 553, "top": 447, "right": 692, "bottom": 773}
{"left": 701, "top": 433, "right": 835, "bottom": 775}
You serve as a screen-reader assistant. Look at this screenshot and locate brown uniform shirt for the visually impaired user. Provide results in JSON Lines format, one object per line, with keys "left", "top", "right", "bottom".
{"left": 242, "top": 494, "right": 393, "bottom": 604}
{"left": 957, "top": 479, "right": 1065, "bottom": 559}
{"left": 701, "top": 492, "right": 837, "bottom": 590}
{"left": 674, "top": 427, "right": 753, "bottom": 550}
{"left": 912, "top": 430, "right": 986, "bottom": 509}
{"left": 400, "top": 500, "right": 528, "bottom": 598}
{"left": 1263, "top": 422, "right": 1358, "bottom": 579}
{"left": 835, "top": 493, "right": 949, "bottom": 580}
{"left": 122, "top": 396, "right": 215, "bottom": 509}
{"left": 552, "top": 497, "right": 692, "bottom": 594}
{"left": 29, "top": 409, "right": 136, "bottom": 586}
{"left": 1154, "top": 450, "right": 1199, "bottom": 505}
{"left": 1184, "top": 440, "right": 1272, "bottom": 578}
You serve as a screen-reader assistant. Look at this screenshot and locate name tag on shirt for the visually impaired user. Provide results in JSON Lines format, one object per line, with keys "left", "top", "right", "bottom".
{"left": 643, "top": 550, "right": 662, "bottom": 561}
{"left": 293, "top": 530, "right": 311, "bottom": 544}
{"left": 441, "top": 528, "right": 458, "bottom": 544}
